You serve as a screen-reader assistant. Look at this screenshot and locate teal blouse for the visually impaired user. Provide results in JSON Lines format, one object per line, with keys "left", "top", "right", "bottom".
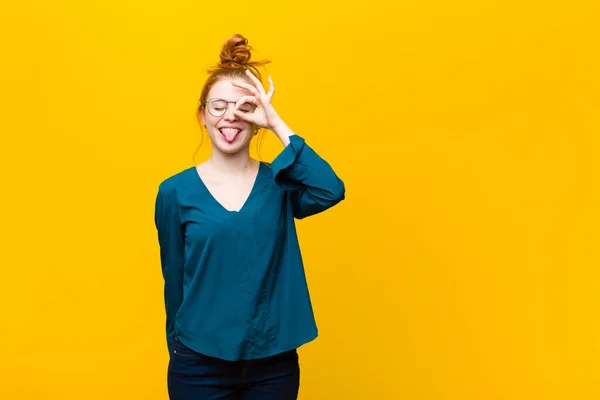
{"left": 154, "top": 134, "right": 345, "bottom": 361}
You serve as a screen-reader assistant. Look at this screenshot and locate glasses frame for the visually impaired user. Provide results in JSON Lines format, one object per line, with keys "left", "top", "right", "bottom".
{"left": 205, "top": 98, "right": 256, "bottom": 117}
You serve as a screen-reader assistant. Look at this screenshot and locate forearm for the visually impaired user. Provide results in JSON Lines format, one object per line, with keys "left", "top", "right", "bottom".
{"left": 270, "top": 119, "right": 295, "bottom": 147}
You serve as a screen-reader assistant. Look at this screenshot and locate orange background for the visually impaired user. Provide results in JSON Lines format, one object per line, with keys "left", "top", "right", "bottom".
{"left": 1, "top": 0, "right": 599, "bottom": 399}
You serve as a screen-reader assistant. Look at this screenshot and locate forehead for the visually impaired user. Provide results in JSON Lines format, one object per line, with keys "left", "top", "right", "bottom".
{"left": 207, "top": 78, "right": 252, "bottom": 100}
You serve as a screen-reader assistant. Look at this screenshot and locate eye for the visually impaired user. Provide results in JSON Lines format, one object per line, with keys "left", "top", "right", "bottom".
{"left": 208, "top": 100, "right": 227, "bottom": 110}
{"left": 238, "top": 103, "right": 254, "bottom": 113}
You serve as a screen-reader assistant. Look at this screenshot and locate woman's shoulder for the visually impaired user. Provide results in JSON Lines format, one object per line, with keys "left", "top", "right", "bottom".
{"left": 157, "top": 166, "right": 197, "bottom": 194}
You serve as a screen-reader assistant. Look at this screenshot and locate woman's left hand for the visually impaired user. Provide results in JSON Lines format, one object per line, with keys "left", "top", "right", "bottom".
{"left": 231, "top": 70, "right": 284, "bottom": 131}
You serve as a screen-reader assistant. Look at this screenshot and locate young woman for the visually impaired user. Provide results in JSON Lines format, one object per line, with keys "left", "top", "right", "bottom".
{"left": 154, "top": 34, "right": 345, "bottom": 400}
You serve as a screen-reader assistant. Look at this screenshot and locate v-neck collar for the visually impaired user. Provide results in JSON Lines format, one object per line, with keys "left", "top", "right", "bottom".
{"left": 193, "top": 162, "right": 265, "bottom": 214}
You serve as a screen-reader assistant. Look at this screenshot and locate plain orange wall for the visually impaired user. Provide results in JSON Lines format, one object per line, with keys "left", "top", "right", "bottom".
{"left": 2, "top": 0, "right": 599, "bottom": 399}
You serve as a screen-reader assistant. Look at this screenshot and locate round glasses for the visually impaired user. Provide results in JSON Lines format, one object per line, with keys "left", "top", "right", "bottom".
{"left": 206, "top": 98, "right": 256, "bottom": 117}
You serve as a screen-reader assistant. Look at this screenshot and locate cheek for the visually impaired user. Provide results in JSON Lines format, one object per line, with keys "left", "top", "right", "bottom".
{"left": 204, "top": 114, "right": 220, "bottom": 129}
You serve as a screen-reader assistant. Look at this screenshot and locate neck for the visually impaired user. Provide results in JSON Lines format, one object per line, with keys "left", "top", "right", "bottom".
{"left": 208, "top": 146, "right": 256, "bottom": 175}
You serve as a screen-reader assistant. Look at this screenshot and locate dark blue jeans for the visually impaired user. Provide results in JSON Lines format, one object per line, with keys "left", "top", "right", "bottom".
{"left": 168, "top": 337, "right": 300, "bottom": 400}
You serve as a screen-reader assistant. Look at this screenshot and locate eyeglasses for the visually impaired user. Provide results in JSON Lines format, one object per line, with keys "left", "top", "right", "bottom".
{"left": 205, "top": 98, "right": 256, "bottom": 117}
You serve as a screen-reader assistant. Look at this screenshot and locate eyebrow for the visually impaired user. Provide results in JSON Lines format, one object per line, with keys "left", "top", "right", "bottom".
{"left": 208, "top": 98, "right": 241, "bottom": 102}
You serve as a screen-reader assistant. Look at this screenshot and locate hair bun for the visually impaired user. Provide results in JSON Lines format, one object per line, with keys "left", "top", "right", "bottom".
{"left": 205, "top": 34, "right": 269, "bottom": 78}
{"left": 219, "top": 34, "right": 252, "bottom": 68}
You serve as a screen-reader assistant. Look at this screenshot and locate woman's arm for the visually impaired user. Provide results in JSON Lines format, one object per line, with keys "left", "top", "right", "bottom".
{"left": 271, "top": 132, "right": 345, "bottom": 219}
{"left": 230, "top": 71, "right": 345, "bottom": 218}
{"left": 154, "top": 185, "right": 185, "bottom": 355}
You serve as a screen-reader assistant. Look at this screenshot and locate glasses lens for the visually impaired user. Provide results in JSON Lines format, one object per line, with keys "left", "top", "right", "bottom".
{"left": 208, "top": 99, "right": 227, "bottom": 116}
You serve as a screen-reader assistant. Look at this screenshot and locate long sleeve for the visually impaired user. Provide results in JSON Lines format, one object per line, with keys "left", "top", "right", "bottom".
{"left": 154, "top": 185, "right": 185, "bottom": 355}
{"left": 271, "top": 135, "right": 345, "bottom": 219}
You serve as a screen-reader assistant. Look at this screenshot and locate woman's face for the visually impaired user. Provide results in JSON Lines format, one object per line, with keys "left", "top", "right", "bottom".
{"left": 200, "top": 78, "right": 256, "bottom": 155}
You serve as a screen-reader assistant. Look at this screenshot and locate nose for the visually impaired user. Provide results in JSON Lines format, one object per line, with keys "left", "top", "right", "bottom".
{"left": 223, "top": 103, "right": 238, "bottom": 121}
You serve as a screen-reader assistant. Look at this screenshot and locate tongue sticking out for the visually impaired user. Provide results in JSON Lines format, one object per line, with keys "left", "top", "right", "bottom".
{"left": 221, "top": 129, "right": 239, "bottom": 143}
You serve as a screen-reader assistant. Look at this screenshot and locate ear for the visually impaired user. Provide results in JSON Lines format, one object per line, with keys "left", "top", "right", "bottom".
{"left": 198, "top": 108, "right": 206, "bottom": 127}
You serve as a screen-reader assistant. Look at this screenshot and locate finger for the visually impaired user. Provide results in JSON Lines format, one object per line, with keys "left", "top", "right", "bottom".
{"left": 232, "top": 106, "right": 255, "bottom": 122}
{"left": 234, "top": 95, "right": 259, "bottom": 108}
{"left": 232, "top": 109, "right": 253, "bottom": 122}
{"left": 233, "top": 96, "right": 260, "bottom": 118}
{"left": 231, "top": 80, "right": 260, "bottom": 97}
{"left": 266, "top": 76, "right": 275, "bottom": 100}
{"left": 245, "top": 70, "right": 267, "bottom": 95}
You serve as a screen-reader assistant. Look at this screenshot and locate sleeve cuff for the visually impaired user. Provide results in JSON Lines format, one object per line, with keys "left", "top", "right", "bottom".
{"left": 271, "top": 135, "right": 306, "bottom": 189}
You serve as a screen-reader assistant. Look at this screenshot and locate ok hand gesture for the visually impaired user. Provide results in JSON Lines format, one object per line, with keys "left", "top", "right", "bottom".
{"left": 231, "top": 70, "right": 284, "bottom": 132}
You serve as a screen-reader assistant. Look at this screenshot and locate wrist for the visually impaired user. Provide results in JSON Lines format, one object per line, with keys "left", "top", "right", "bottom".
{"left": 270, "top": 120, "right": 295, "bottom": 145}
